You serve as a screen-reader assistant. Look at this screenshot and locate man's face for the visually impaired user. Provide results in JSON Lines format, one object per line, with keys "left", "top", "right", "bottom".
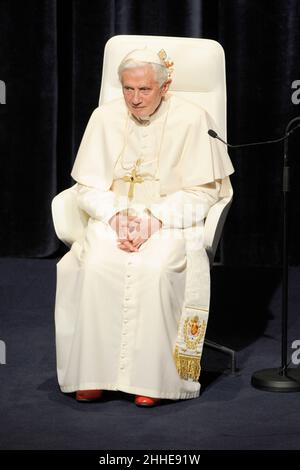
{"left": 121, "top": 65, "right": 170, "bottom": 118}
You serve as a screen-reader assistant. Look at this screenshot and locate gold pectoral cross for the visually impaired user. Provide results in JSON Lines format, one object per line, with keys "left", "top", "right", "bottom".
{"left": 122, "top": 160, "right": 144, "bottom": 200}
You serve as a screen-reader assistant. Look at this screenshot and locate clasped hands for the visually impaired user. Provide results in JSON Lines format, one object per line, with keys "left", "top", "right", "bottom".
{"left": 109, "top": 209, "right": 162, "bottom": 252}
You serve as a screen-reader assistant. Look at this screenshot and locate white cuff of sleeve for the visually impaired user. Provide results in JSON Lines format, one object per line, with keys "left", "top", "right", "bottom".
{"left": 149, "top": 191, "right": 209, "bottom": 229}
{"left": 103, "top": 200, "right": 148, "bottom": 224}
{"left": 76, "top": 186, "right": 129, "bottom": 224}
{"left": 149, "top": 192, "right": 184, "bottom": 229}
{"left": 101, "top": 195, "right": 128, "bottom": 224}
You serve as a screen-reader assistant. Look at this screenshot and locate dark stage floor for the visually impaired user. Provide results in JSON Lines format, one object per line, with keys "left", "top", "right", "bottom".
{"left": 0, "top": 258, "right": 300, "bottom": 450}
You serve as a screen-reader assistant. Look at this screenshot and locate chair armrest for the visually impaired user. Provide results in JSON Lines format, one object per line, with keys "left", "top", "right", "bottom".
{"left": 51, "top": 183, "right": 89, "bottom": 248}
{"left": 203, "top": 181, "right": 233, "bottom": 265}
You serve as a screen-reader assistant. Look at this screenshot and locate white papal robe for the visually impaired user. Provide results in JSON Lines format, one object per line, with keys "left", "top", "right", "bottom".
{"left": 54, "top": 94, "right": 234, "bottom": 400}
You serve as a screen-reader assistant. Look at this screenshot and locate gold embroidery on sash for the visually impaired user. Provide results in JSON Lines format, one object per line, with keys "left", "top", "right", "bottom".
{"left": 173, "top": 310, "right": 208, "bottom": 382}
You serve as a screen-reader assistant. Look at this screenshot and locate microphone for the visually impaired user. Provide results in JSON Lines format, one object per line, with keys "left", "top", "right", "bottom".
{"left": 208, "top": 124, "right": 300, "bottom": 148}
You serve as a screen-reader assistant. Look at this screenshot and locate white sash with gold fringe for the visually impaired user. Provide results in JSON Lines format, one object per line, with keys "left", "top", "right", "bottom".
{"left": 173, "top": 226, "right": 210, "bottom": 382}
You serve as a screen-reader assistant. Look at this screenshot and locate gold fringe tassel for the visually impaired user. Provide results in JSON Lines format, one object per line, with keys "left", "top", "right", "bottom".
{"left": 173, "top": 345, "right": 201, "bottom": 382}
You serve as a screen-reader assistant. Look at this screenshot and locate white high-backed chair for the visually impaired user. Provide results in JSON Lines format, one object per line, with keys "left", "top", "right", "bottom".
{"left": 52, "top": 34, "right": 233, "bottom": 266}
{"left": 51, "top": 35, "right": 235, "bottom": 372}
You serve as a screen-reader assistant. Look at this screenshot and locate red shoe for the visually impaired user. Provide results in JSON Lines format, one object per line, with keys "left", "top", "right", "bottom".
{"left": 76, "top": 389, "right": 103, "bottom": 402}
{"left": 134, "top": 395, "right": 161, "bottom": 407}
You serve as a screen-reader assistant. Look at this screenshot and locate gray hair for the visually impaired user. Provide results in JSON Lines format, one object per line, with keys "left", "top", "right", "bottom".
{"left": 118, "top": 60, "right": 169, "bottom": 87}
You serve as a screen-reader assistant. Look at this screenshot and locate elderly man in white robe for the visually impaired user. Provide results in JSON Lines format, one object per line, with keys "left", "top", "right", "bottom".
{"left": 54, "top": 48, "right": 234, "bottom": 407}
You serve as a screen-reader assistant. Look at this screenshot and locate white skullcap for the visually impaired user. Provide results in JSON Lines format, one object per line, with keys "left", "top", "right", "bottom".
{"left": 120, "top": 47, "right": 166, "bottom": 67}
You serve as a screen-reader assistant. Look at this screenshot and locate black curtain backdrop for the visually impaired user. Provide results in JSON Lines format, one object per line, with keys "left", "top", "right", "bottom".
{"left": 0, "top": 0, "right": 300, "bottom": 265}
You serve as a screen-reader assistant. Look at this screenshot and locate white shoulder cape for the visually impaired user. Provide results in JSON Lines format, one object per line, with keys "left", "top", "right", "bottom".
{"left": 70, "top": 94, "right": 234, "bottom": 196}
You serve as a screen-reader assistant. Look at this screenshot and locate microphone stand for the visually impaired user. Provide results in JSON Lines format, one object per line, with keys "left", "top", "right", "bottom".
{"left": 251, "top": 117, "right": 300, "bottom": 391}
{"left": 208, "top": 120, "right": 300, "bottom": 391}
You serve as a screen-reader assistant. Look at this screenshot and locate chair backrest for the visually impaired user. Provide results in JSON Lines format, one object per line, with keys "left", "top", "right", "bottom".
{"left": 99, "top": 35, "right": 227, "bottom": 140}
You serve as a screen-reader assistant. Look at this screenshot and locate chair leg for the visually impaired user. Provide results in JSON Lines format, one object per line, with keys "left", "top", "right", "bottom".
{"left": 204, "top": 339, "right": 237, "bottom": 374}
